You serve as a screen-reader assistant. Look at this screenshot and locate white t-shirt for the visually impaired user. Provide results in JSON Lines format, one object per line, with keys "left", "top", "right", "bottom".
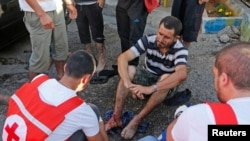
{"left": 18, "top": 0, "right": 62, "bottom": 12}
{"left": 37, "top": 78, "right": 100, "bottom": 140}
{"left": 172, "top": 97, "right": 250, "bottom": 141}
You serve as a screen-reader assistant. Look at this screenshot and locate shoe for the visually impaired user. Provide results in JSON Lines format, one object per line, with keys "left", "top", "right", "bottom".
{"left": 174, "top": 105, "right": 188, "bottom": 119}
{"left": 163, "top": 89, "right": 192, "bottom": 106}
{"left": 90, "top": 69, "right": 118, "bottom": 84}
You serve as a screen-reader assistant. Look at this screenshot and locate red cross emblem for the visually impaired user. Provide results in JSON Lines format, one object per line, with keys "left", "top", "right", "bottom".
{"left": 5, "top": 122, "right": 20, "bottom": 141}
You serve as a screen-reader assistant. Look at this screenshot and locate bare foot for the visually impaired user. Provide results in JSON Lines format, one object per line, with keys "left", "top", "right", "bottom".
{"left": 105, "top": 116, "right": 122, "bottom": 131}
{"left": 85, "top": 43, "right": 93, "bottom": 55}
{"left": 121, "top": 116, "right": 141, "bottom": 139}
{"left": 96, "top": 57, "right": 105, "bottom": 73}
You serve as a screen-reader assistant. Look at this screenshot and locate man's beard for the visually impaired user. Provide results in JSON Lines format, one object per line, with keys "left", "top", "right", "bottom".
{"left": 157, "top": 42, "right": 170, "bottom": 49}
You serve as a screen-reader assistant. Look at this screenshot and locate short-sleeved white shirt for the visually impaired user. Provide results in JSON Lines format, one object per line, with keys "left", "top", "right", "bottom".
{"left": 172, "top": 97, "right": 250, "bottom": 141}
{"left": 37, "top": 78, "right": 99, "bottom": 140}
{"left": 18, "top": 0, "right": 62, "bottom": 12}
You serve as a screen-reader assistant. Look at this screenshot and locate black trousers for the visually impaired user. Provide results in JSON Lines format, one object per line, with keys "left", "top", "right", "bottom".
{"left": 75, "top": 3, "right": 105, "bottom": 44}
{"left": 116, "top": 0, "right": 148, "bottom": 66}
{"left": 171, "top": 0, "right": 206, "bottom": 42}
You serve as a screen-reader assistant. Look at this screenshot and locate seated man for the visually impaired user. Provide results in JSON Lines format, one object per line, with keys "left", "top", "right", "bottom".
{"left": 139, "top": 42, "right": 250, "bottom": 141}
{"left": 105, "top": 16, "right": 188, "bottom": 139}
{"left": 2, "top": 50, "right": 109, "bottom": 141}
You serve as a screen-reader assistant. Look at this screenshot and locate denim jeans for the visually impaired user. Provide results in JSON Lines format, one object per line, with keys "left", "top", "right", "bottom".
{"left": 138, "top": 135, "right": 159, "bottom": 141}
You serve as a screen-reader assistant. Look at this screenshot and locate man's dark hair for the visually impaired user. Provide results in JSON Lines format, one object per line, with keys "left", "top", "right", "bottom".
{"left": 159, "top": 16, "right": 182, "bottom": 36}
{"left": 215, "top": 42, "right": 250, "bottom": 90}
{"left": 65, "top": 50, "right": 96, "bottom": 78}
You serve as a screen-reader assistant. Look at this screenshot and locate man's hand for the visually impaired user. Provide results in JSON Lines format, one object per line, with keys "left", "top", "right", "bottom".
{"left": 66, "top": 4, "right": 77, "bottom": 19}
{"left": 39, "top": 13, "right": 54, "bottom": 29}
{"left": 97, "top": 0, "right": 105, "bottom": 8}
{"left": 129, "top": 84, "right": 154, "bottom": 99}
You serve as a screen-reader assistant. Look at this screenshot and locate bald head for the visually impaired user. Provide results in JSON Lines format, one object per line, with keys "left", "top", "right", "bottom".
{"left": 214, "top": 42, "right": 250, "bottom": 90}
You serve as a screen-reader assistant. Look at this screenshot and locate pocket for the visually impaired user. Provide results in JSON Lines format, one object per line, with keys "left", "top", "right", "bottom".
{"left": 25, "top": 12, "right": 40, "bottom": 28}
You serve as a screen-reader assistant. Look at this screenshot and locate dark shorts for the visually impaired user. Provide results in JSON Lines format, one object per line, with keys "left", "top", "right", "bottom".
{"left": 133, "top": 67, "right": 159, "bottom": 86}
{"left": 171, "top": 0, "right": 206, "bottom": 42}
{"left": 76, "top": 3, "right": 105, "bottom": 44}
{"left": 132, "top": 67, "right": 178, "bottom": 97}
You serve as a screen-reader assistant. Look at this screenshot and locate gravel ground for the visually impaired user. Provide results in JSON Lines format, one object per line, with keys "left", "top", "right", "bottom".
{"left": 0, "top": 5, "right": 240, "bottom": 141}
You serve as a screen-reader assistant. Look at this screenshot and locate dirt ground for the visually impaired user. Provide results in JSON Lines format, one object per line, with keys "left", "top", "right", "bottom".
{"left": 0, "top": 5, "right": 240, "bottom": 141}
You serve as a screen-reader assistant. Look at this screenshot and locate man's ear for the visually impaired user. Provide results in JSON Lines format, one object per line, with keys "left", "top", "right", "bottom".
{"left": 175, "top": 35, "right": 181, "bottom": 41}
{"left": 81, "top": 74, "right": 92, "bottom": 85}
{"left": 220, "top": 72, "right": 229, "bottom": 86}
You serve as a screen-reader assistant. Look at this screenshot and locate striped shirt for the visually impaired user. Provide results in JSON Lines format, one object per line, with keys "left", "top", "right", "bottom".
{"left": 130, "top": 34, "right": 188, "bottom": 76}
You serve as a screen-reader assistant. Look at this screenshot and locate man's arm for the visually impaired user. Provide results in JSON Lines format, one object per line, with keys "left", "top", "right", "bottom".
{"left": 97, "top": 0, "right": 105, "bottom": 8}
{"left": 166, "top": 118, "right": 177, "bottom": 141}
{"left": 166, "top": 104, "right": 189, "bottom": 141}
{"left": 99, "top": 121, "right": 109, "bottom": 141}
{"left": 63, "top": 0, "right": 77, "bottom": 19}
{"left": 25, "top": 0, "right": 46, "bottom": 17}
{"left": 117, "top": 49, "right": 137, "bottom": 88}
{"left": 86, "top": 121, "right": 109, "bottom": 141}
{"left": 25, "top": 0, "right": 55, "bottom": 29}
{"left": 156, "top": 65, "right": 188, "bottom": 92}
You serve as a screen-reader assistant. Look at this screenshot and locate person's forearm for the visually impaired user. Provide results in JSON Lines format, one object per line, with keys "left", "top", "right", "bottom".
{"left": 64, "top": 0, "right": 74, "bottom": 5}
{"left": 99, "top": 122, "right": 109, "bottom": 141}
{"left": 157, "top": 68, "right": 187, "bottom": 92}
{"left": 117, "top": 54, "right": 132, "bottom": 87}
{"left": 167, "top": 118, "right": 177, "bottom": 141}
{"left": 26, "top": 0, "right": 45, "bottom": 17}
{"left": 97, "top": 0, "right": 105, "bottom": 8}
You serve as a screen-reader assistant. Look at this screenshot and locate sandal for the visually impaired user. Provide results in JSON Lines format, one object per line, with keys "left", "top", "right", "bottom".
{"left": 90, "top": 69, "right": 118, "bottom": 84}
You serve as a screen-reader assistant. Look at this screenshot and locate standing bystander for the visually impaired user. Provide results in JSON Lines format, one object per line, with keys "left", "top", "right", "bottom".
{"left": 171, "top": 0, "right": 209, "bottom": 47}
{"left": 75, "top": 0, "right": 106, "bottom": 73}
{"left": 19, "top": 0, "right": 77, "bottom": 81}
{"left": 115, "top": 0, "right": 148, "bottom": 66}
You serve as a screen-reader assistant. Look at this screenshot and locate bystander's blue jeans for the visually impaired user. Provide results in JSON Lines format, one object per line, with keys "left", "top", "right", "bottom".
{"left": 138, "top": 135, "right": 159, "bottom": 141}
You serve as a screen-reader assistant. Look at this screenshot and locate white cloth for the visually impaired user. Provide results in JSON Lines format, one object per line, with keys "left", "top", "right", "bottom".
{"left": 18, "top": 0, "right": 62, "bottom": 12}
{"left": 172, "top": 97, "right": 250, "bottom": 141}
{"left": 36, "top": 77, "right": 99, "bottom": 140}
